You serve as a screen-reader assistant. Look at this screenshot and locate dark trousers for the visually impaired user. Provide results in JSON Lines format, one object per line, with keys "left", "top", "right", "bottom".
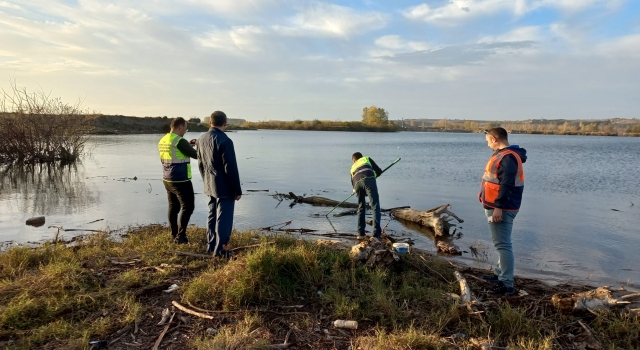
{"left": 206, "top": 196, "right": 235, "bottom": 256}
{"left": 163, "top": 180, "right": 195, "bottom": 241}
{"left": 355, "top": 177, "right": 382, "bottom": 238}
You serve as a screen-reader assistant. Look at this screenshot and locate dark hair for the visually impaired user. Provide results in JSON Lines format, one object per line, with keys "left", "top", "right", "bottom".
{"left": 352, "top": 152, "right": 363, "bottom": 161}
{"left": 170, "top": 117, "right": 187, "bottom": 130}
{"left": 485, "top": 127, "right": 508, "bottom": 141}
{"left": 211, "top": 111, "right": 227, "bottom": 127}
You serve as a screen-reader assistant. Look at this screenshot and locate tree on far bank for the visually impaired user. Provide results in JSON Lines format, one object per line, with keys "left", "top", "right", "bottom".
{"left": 361, "top": 106, "right": 389, "bottom": 125}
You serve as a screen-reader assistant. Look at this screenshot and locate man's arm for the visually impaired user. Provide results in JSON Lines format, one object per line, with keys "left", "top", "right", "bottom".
{"left": 176, "top": 138, "right": 197, "bottom": 159}
{"left": 196, "top": 138, "right": 205, "bottom": 178}
{"left": 221, "top": 139, "right": 242, "bottom": 198}
{"left": 369, "top": 158, "right": 383, "bottom": 177}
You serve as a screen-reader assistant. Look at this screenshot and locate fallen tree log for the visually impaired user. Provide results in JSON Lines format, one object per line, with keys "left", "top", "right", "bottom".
{"left": 333, "top": 206, "right": 411, "bottom": 217}
{"left": 551, "top": 286, "right": 640, "bottom": 314}
{"left": 272, "top": 192, "right": 360, "bottom": 208}
{"left": 391, "top": 204, "right": 464, "bottom": 236}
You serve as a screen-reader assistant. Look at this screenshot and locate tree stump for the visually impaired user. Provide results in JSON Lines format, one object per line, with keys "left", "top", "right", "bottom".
{"left": 391, "top": 204, "right": 463, "bottom": 236}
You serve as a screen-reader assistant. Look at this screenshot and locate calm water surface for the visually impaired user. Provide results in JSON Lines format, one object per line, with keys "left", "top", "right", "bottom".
{"left": 1, "top": 131, "right": 639, "bottom": 287}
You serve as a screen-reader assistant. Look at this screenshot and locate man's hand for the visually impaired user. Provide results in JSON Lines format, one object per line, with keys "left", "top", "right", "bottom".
{"left": 491, "top": 208, "right": 503, "bottom": 223}
{"left": 189, "top": 139, "right": 196, "bottom": 146}
{"left": 235, "top": 195, "right": 241, "bottom": 201}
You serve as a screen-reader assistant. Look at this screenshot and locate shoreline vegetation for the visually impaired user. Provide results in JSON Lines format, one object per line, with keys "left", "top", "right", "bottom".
{"left": 1, "top": 225, "right": 637, "bottom": 349}
{"left": 76, "top": 115, "right": 640, "bottom": 137}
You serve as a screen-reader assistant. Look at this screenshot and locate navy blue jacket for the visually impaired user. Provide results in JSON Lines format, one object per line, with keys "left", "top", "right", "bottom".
{"left": 491, "top": 145, "right": 527, "bottom": 210}
{"left": 196, "top": 128, "right": 242, "bottom": 198}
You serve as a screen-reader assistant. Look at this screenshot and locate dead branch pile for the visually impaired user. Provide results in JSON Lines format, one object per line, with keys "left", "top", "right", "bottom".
{"left": 349, "top": 238, "right": 400, "bottom": 268}
{"left": 551, "top": 286, "right": 640, "bottom": 315}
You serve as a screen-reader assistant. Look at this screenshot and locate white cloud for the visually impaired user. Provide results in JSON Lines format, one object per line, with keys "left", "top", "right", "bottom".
{"left": 375, "top": 35, "right": 430, "bottom": 51}
{"left": 0, "top": 0, "right": 638, "bottom": 121}
{"left": 596, "top": 34, "right": 640, "bottom": 57}
{"left": 479, "top": 26, "right": 543, "bottom": 43}
{"left": 531, "top": 0, "right": 619, "bottom": 12}
{"left": 276, "top": 2, "right": 388, "bottom": 38}
{"left": 403, "top": 0, "right": 522, "bottom": 25}
{"left": 403, "top": 0, "right": 623, "bottom": 25}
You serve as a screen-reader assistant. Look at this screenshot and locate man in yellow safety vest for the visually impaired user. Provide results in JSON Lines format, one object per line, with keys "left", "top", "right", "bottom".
{"left": 158, "top": 117, "right": 197, "bottom": 244}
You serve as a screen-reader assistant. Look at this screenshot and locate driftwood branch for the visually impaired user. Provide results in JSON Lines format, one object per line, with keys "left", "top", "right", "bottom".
{"left": 172, "top": 301, "right": 215, "bottom": 319}
{"left": 272, "top": 192, "right": 360, "bottom": 208}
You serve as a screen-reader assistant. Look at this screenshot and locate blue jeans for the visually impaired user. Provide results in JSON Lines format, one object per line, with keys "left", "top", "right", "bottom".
{"left": 207, "top": 197, "right": 235, "bottom": 256}
{"left": 485, "top": 209, "right": 518, "bottom": 288}
{"left": 356, "top": 177, "right": 382, "bottom": 238}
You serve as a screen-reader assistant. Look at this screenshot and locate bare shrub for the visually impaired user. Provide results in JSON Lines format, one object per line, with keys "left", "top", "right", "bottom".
{"left": 0, "top": 80, "right": 93, "bottom": 163}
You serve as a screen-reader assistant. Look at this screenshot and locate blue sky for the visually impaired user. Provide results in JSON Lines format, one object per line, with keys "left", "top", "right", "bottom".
{"left": 1, "top": 0, "right": 639, "bottom": 120}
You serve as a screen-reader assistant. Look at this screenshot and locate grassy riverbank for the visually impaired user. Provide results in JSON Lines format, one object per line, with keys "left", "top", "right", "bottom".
{"left": 0, "top": 226, "right": 638, "bottom": 349}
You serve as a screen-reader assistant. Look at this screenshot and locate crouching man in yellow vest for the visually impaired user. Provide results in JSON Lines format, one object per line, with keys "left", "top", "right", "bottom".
{"left": 351, "top": 152, "right": 383, "bottom": 241}
{"left": 158, "top": 117, "right": 197, "bottom": 244}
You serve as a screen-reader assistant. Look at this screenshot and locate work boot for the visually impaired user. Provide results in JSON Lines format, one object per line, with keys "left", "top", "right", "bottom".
{"left": 486, "top": 281, "right": 515, "bottom": 295}
{"left": 174, "top": 236, "right": 189, "bottom": 245}
{"left": 482, "top": 274, "right": 500, "bottom": 283}
{"left": 356, "top": 233, "right": 367, "bottom": 240}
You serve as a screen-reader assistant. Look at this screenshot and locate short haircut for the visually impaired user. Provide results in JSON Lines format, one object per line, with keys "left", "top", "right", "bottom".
{"left": 170, "top": 117, "right": 187, "bottom": 130}
{"left": 352, "top": 152, "right": 363, "bottom": 161}
{"left": 211, "top": 111, "right": 227, "bottom": 127}
{"left": 486, "top": 127, "right": 508, "bottom": 141}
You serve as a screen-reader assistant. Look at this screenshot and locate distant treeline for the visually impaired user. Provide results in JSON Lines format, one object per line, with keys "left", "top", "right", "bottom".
{"left": 399, "top": 118, "right": 640, "bottom": 137}
{"left": 241, "top": 119, "right": 400, "bottom": 132}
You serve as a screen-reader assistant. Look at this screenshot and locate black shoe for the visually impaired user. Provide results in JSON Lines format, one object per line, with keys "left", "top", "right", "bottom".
{"left": 174, "top": 237, "right": 189, "bottom": 244}
{"left": 356, "top": 234, "right": 367, "bottom": 240}
{"left": 486, "top": 281, "right": 515, "bottom": 295}
{"left": 482, "top": 274, "right": 500, "bottom": 283}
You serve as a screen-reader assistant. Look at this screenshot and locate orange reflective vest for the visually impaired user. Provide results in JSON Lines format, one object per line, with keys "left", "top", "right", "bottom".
{"left": 479, "top": 149, "right": 525, "bottom": 211}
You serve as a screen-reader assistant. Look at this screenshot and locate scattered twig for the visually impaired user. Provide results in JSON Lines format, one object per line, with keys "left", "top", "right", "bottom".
{"left": 231, "top": 241, "right": 276, "bottom": 252}
{"left": 419, "top": 255, "right": 451, "bottom": 284}
{"left": 166, "top": 251, "right": 211, "bottom": 259}
{"left": 152, "top": 312, "right": 174, "bottom": 350}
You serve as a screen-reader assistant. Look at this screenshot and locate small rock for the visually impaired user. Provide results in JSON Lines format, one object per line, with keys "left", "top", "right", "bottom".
{"left": 26, "top": 216, "right": 45, "bottom": 227}
{"left": 206, "top": 328, "right": 218, "bottom": 336}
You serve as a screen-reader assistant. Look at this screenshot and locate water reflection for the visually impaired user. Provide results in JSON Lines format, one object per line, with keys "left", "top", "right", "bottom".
{"left": 0, "top": 162, "right": 99, "bottom": 215}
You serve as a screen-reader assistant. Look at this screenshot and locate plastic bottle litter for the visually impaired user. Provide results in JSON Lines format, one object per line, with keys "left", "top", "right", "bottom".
{"left": 332, "top": 320, "right": 358, "bottom": 329}
{"left": 89, "top": 340, "right": 109, "bottom": 348}
{"left": 163, "top": 284, "right": 179, "bottom": 293}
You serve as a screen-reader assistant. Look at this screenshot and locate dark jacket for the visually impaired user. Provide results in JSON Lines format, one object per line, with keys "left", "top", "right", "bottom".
{"left": 197, "top": 128, "right": 242, "bottom": 198}
{"left": 486, "top": 145, "right": 527, "bottom": 210}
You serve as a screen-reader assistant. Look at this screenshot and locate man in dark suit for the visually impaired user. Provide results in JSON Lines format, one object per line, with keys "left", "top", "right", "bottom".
{"left": 196, "top": 111, "right": 242, "bottom": 257}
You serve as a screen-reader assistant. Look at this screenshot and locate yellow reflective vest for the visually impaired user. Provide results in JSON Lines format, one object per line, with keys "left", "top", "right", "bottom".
{"left": 158, "top": 133, "right": 191, "bottom": 182}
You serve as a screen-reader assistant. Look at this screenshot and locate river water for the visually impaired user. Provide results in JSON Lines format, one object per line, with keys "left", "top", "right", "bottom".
{"left": 1, "top": 131, "right": 639, "bottom": 287}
